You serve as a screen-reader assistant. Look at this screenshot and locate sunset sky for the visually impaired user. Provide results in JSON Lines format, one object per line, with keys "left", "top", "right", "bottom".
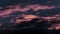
{"left": 0, "top": 0, "right": 60, "bottom": 30}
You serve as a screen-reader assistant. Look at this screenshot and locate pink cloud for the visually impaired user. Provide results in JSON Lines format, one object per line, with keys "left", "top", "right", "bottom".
{"left": 11, "top": 14, "right": 39, "bottom": 24}
{"left": 0, "top": 4, "right": 56, "bottom": 17}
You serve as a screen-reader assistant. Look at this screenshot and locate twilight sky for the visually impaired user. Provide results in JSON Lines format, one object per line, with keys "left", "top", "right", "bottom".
{"left": 0, "top": 0, "right": 60, "bottom": 30}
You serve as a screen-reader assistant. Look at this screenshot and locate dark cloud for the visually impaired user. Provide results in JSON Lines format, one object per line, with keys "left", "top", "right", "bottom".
{"left": 0, "top": 0, "right": 60, "bottom": 6}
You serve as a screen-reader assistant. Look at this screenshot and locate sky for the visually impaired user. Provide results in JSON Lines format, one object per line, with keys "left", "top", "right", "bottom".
{"left": 0, "top": 0, "right": 60, "bottom": 6}
{"left": 0, "top": 0, "right": 60, "bottom": 30}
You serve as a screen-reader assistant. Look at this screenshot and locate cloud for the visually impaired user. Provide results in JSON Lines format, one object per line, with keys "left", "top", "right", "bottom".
{"left": 0, "top": 4, "right": 56, "bottom": 17}
{"left": 12, "top": 14, "right": 39, "bottom": 24}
